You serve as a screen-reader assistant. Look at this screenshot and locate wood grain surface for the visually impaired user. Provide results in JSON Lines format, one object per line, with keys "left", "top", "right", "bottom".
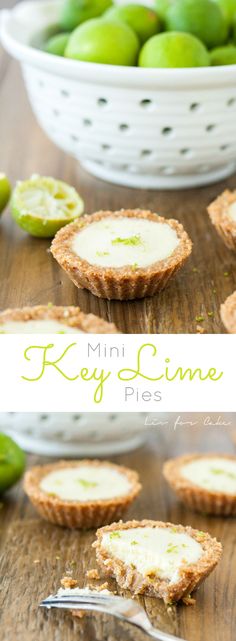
{"left": 0, "top": 419, "right": 236, "bottom": 641}
{"left": 0, "top": 18, "right": 236, "bottom": 333}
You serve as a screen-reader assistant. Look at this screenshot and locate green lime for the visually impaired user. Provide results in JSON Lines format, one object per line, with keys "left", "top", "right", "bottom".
{"left": 139, "top": 31, "right": 210, "bottom": 67}
{"left": 65, "top": 19, "right": 140, "bottom": 65}
{"left": 212, "top": 0, "right": 236, "bottom": 25}
{"left": 11, "top": 175, "right": 84, "bottom": 238}
{"left": 233, "top": 13, "right": 236, "bottom": 40}
{"left": 155, "top": 0, "right": 174, "bottom": 25}
{"left": 44, "top": 32, "right": 70, "bottom": 56}
{"left": 60, "top": 0, "right": 113, "bottom": 31}
{"left": 210, "top": 43, "right": 236, "bottom": 62}
{"left": 0, "top": 433, "right": 25, "bottom": 495}
{"left": 104, "top": 4, "right": 161, "bottom": 44}
{"left": 0, "top": 173, "right": 11, "bottom": 215}
{"left": 165, "top": 0, "right": 228, "bottom": 48}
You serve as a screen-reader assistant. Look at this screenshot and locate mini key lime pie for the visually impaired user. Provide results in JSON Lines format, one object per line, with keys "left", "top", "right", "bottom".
{"left": 94, "top": 519, "right": 222, "bottom": 603}
{"left": 207, "top": 190, "right": 236, "bottom": 250}
{"left": 0, "top": 305, "right": 118, "bottom": 333}
{"left": 24, "top": 460, "right": 141, "bottom": 529}
{"left": 220, "top": 290, "right": 236, "bottom": 334}
{"left": 51, "top": 209, "right": 192, "bottom": 300}
{"left": 163, "top": 454, "right": 236, "bottom": 515}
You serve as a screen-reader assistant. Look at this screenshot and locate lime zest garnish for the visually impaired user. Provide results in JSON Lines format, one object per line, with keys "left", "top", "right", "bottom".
{"left": 131, "top": 263, "right": 138, "bottom": 271}
{"left": 166, "top": 543, "right": 179, "bottom": 554}
{"left": 131, "top": 540, "right": 138, "bottom": 545}
{"left": 96, "top": 251, "right": 110, "bottom": 257}
{"left": 110, "top": 531, "right": 121, "bottom": 540}
{"left": 111, "top": 235, "right": 143, "bottom": 247}
{"left": 196, "top": 531, "right": 205, "bottom": 538}
{"left": 76, "top": 479, "right": 98, "bottom": 488}
{"left": 210, "top": 467, "right": 236, "bottom": 480}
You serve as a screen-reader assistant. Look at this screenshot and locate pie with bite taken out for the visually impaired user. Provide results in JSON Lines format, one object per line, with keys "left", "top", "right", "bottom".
{"left": 94, "top": 519, "right": 222, "bottom": 604}
{"left": 51, "top": 209, "right": 192, "bottom": 300}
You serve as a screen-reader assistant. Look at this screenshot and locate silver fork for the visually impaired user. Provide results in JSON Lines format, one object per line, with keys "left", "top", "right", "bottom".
{"left": 40, "top": 590, "right": 185, "bottom": 641}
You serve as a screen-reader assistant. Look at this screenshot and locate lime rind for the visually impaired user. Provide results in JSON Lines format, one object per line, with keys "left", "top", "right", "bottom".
{"left": 0, "top": 173, "right": 11, "bottom": 215}
{"left": 0, "top": 433, "right": 26, "bottom": 494}
{"left": 11, "top": 175, "right": 84, "bottom": 238}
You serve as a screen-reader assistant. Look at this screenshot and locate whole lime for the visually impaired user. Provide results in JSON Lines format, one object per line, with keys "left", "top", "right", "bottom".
{"left": 210, "top": 43, "right": 236, "bottom": 63}
{"left": 139, "top": 31, "right": 210, "bottom": 68}
{"left": 60, "top": 0, "right": 113, "bottom": 31}
{"left": 212, "top": 0, "right": 236, "bottom": 25}
{"left": 155, "top": 0, "right": 174, "bottom": 24}
{"left": 104, "top": 4, "right": 160, "bottom": 44}
{"left": 44, "top": 33, "right": 70, "bottom": 56}
{"left": 0, "top": 433, "right": 25, "bottom": 494}
{"left": 166, "top": 0, "right": 228, "bottom": 48}
{"left": 65, "top": 19, "right": 140, "bottom": 65}
{"left": 0, "top": 173, "right": 11, "bottom": 215}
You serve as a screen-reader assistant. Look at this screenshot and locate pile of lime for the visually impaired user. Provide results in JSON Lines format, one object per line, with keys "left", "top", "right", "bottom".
{"left": 40, "top": 0, "right": 236, "bottom": 68}
{"left": 0, "top": 433, "right": 25, "bottom": 495}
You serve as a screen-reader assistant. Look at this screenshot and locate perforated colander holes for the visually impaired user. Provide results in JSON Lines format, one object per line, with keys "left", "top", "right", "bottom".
{"left": 227, "top": 98, "right": 236, "bottom": 107}
{"left": 189, "top": 102, "right": 201, "bottom": 112}
{"left": 206, "top": 124, "right": 217, "bottom": 132}
{"left": 161, "top": 127, "right": 174, "bottom": 137}
{"left": 119, "top": 123, "right": 130, "bottom": 132}
{"left": 97, "top": 97, "right": 108, "bottom": 107}
{"left": 139, "top": 98, "right": 154, "bottom": 110}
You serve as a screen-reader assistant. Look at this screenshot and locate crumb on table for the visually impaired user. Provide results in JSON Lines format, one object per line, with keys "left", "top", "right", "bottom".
{"left": 86, "top": 569, "right": 100, "bottom": 580}
{"left": 196, "top": 325, "right": 205, "bottom": 333}
{"left": 71, "top": 610, "right": 87, "bottom": 619}
{"left": 61, "top": 577, "right": 79, "bottom": 589}
{"left": 182, "top": 596, "right": 196, "bottom": 606}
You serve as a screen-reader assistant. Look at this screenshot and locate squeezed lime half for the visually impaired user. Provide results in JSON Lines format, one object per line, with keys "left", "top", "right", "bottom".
{"left": 0, "top": 433, "right": 25, "bottom": 494}
{"left": 0, "top": 173, "right": 11, "bottom": 215}
{"left": 11, "top": 175, "right": 84, "bottom": 238}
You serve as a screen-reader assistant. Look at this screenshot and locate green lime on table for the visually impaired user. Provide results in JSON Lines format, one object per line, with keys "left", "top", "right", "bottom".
{"left": 0, "top": 433, "right": 25, "bottom": 495}
{"left": 212, "top": 0, "right": 236, "bottom": 25}
{"left": 104, "top": 4, "right": 161, "bottom": 44}
{"left": 210, "top": 44, "right": 236, "bottom": 63}
{"left": 11, "top": 175, "right": 84, "bottom": 238}
{"left": 44, "top": 33, "right": 70, "bottom": 56}
{"left": 139, "top": 32, "right": 210, "bottom": 67}
{"left": 165, "top": 0, "right": 228, "bottom": 48}
{"left": 0, "top": 173, "right": 11, "bottom": 215}
{"left": 65, "top": 19, "right": 140, "bottom": 65}
{"left": 60, "top": 0, "right": 113, "bottom": 31}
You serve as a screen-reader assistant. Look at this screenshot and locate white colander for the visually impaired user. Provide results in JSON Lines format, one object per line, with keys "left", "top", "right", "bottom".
{"left": 1, "top": 0, "right": 236, "bottom": 189}
{"left": 1, "top": 412, "right": 147, "bottom": 456}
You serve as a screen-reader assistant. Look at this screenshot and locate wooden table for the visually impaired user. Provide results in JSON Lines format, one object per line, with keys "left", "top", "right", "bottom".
{"left": 1, "top": 20, "right": 236, "bottom": 333}
{"left": 0, "top": 420, "right": 235, "bottom": 641}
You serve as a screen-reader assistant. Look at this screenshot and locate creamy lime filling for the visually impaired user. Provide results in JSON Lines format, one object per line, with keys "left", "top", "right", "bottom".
{"left": 227, "top": 202, "right": 236, "bottom": 222}
{"left": 0, "top": 319, "right": 83, "bottom": 333}
{"left": 72, "top": 218, "right": 180, "bottom": 268}
{"left": 181, "top": 458, "right": 236, "bottom": 494}
{"left": 101, "top": 526, "right": 202, "bottom": 583}
{"left": 40, "top": 465, "right": 132, "bottom": 501}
